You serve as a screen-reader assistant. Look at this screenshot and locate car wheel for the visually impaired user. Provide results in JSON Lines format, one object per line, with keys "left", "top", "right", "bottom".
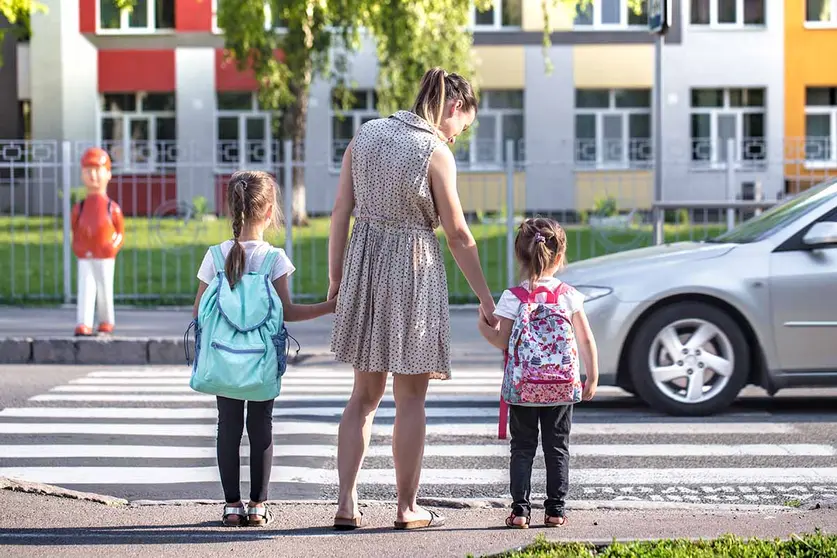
{"left": 629, "top": 302, "right": 750, "bottom": 416}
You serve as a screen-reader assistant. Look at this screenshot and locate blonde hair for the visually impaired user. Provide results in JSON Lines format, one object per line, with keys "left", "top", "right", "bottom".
{"left": 225, "top": 170, "right": 281, "bottom": 288}
{"left": 411, "top": 67, "right": 478, "bottom": 128}
{"left": 514, "top": 218, "right": 568, "bottom": 287}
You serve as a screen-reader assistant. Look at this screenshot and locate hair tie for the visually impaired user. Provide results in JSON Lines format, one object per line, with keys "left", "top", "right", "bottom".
{"left": 534, "top": 233, "right": 546, "bottom": 244}
{"left": 238, "top": 180, "right": 248, "bottom": 192}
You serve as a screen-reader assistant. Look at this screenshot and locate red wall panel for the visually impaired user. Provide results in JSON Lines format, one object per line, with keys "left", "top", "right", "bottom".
{"left": 107, "top": 175, "right": 177, "bottom": 217}
{"left": 176, "top": 0, "right": 212, "bottom": 31}
{"left": 98, "top": 50, "right": 176, "bottom": 92}
{"left": 215, "top": 49, "right": 285, "bottom": 91}
{"left": 79, "top": 0, "right": 96, "bottom": 33}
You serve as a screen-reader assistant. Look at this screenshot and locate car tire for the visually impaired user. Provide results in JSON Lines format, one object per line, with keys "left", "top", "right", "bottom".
{"left": 629, "top": 302, "right": 750, "bottom": 416}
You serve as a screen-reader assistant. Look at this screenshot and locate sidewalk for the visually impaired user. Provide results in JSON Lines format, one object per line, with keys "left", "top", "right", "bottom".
{"left": 2, "top": 483, "right": 835, "bottom": 557}
{"left": 0, "top": 306, "right": 498, "bottom": 366}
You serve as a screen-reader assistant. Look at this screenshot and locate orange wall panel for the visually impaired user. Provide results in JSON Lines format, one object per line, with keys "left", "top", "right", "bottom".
{"left": 784, "top": 0, "right": 837, "bottom": 183}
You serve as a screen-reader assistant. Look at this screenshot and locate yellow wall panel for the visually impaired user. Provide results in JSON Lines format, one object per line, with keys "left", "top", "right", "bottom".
{"left": 522, "top": 0, "right": 574, "bottom": 31}
{"left": 575, "top": 171, "right": 653, "bottom": 210}
{"left": 458, "top": 171, "right": 525, "bottom": 213}
{"left": 473, "top": 46, "right": 525, "bottom": 89}
{"left": 573, "top": 45, "right": 653, "bottom": 88}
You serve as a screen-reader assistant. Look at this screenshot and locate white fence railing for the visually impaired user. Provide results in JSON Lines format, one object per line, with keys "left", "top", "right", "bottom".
{"left": 1, "top": 137, "right": 832, "bottom": 305}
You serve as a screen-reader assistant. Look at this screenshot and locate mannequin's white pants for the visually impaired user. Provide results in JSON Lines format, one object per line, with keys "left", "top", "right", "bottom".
{"left": 76, "top": 258, "right": 116, "bottom": 328}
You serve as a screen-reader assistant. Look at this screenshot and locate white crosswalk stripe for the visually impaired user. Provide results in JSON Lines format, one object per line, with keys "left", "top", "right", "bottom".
{"left": 1, "top": 366, "right": 835, "bottom": 506}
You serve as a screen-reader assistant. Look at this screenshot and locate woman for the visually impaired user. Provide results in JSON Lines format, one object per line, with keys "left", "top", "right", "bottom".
{"left": 327, "top": 67, "right": 498, "bottom": 530}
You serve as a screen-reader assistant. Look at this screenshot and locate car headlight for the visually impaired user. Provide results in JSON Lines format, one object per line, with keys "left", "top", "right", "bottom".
{"left": 574, "top": 286, "right": 612, "bottom": 302}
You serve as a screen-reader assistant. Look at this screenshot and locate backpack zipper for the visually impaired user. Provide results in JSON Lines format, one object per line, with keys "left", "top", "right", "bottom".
{"left": 211, "top": 341, "right": 264, "bottom": 354}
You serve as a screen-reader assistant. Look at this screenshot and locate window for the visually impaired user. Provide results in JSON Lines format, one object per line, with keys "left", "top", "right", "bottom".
{"left": 216, "top": 93, "right": 284, "bottom": 170}
{"left": 690, "top": 0, "right": 765, "bottom": 26}
{"left": 454, "top": 90, "right": 524, "bottom": 168}
{"left": 212, "top": 0, "right": 287, "bottom": 32}
{"left": 98, "top": 0, "right": 175, "bottom": 32}
{"left": 100, "top": 92, "right": 176, "bottom": 172}
{"left": 805, "top": 87, "right": 837, "bottom": 165}
{"left": 472, "top": 0, "right": 522, "bottom": 29}
{"left": 331, "top": 90, "right": 379, "bottom": 165}
{"left": 574, "top": 89, "right": 651, "bottom": 168}
{"left": 573, "top": 0, "right": 648, "bottom": 28}
{"left": 690, "top": 88, "right": 766, "bottom": 166}
{"left": 807, "top": 0, "right": 837, "bottom": 25}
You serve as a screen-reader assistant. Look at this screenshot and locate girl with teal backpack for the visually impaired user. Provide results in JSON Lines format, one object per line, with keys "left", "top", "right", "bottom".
{"left": 188, "top": 170, "right": 335, "bottom": 528}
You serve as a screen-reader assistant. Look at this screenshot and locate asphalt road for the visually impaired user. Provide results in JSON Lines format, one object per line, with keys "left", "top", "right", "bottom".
{"left": 2, "top": 363, "right": 837, "bottom": 507}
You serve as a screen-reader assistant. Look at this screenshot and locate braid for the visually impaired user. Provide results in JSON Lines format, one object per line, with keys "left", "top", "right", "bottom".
{"left": 225, "top": 180, "right": 248, "bottom": 288}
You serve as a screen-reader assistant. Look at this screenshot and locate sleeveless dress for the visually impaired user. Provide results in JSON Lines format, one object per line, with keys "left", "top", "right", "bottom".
{"left": 330, "top": 110, "right": 451, "bottom": 380}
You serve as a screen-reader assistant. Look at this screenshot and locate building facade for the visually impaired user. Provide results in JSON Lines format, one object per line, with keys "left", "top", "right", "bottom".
{"left": 4, "top": 0, "right": 835, "bottom": 216}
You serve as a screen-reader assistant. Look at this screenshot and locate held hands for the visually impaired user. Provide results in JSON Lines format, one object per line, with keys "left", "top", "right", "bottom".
{"left": 327, "top": 280, "right": 340, "bottom": 302}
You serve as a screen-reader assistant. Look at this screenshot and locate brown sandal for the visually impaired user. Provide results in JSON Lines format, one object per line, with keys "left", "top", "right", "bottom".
{"left": 505, "top": 513, "right": 530, "bottom": 529}
{"left": 393, "top": 509, "right": 446, "bottom": 530}
{"left": 334, "top": 511, "right": 364, "bottom": 531}
{"left": 544, "top": 513, "right": 567, "bottom": 527}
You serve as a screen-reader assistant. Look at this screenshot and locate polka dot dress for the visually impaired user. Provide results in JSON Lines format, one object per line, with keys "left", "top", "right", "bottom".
{"left": 330, "top": 110, "right": 452, "bottom": 380}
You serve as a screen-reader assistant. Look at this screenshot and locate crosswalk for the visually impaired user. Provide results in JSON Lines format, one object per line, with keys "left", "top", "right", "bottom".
{"left": 1, "top": 365, "right": 836, "bottom": 505}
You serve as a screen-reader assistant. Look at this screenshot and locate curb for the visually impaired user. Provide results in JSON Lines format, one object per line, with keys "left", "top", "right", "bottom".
{"left": 2, "top": 479, "right": 792, "bottom": 513}
{"left": 0, "top": 336, "right": 336, "bottom": 366}
{"left": 0, "top": 477, "right": 127, "bottom": 506}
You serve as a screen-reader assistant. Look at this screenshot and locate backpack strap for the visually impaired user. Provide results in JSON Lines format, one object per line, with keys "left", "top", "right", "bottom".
{"left": 510, "top": 285, "right": 558, "bottom": 304}
{"left": 258, "top": 248, "right": 281, "bottom": 277}
{"left": 209, "top": 245, "right": 226, "bottom": 274}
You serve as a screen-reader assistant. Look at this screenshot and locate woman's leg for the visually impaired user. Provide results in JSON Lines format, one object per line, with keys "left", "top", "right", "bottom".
{"left": 335, "top": 369, "right": 388, "bottom": 519}
{"left": 245, "top": 398, "right": 275, "bottom": 507}
{"left": 216, "top": 396, "right": 246, "bottom": 509}
{"left": 392, "top": 372, "right": 431, "bottom": 523}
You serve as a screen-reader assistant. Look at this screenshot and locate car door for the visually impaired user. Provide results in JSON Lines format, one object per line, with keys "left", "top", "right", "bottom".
{"left": 769, "top": 209, "right": 837, "bottom": 372}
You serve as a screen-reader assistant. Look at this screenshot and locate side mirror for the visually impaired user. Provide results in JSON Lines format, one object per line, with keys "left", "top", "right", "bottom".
{"left": 802, "top": 222, "right": 837, "bottom": 248}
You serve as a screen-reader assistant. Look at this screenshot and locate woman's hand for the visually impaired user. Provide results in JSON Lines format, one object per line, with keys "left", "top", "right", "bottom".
{"left": 327, "top": 280, "right": 340, "bottom": 301}
{"left": 478, "top": 304, "right": 499, "bottom": 328}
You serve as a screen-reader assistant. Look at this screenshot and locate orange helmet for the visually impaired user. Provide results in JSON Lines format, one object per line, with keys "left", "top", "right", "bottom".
{"left": 81, "top": 147, "right": 112, "bottom": 170}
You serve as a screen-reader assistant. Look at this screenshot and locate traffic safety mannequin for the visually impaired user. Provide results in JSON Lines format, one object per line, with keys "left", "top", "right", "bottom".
{"left": 71, "top": 148, "right": 125, "bottom": 336}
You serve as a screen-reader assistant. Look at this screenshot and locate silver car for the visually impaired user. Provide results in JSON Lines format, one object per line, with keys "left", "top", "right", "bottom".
{"left": 558, "top": 178, "right": 837, "bottom": 415}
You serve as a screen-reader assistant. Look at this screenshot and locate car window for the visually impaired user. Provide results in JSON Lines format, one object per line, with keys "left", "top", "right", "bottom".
{"left": 709, "top": 180, "right": 837, "bottom": 244}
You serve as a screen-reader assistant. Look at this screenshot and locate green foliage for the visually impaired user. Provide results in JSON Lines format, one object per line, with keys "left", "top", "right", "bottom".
{"left": 593, "top": 196, "right": 619, "bottom": 217}
{"left": 664, "top": 208, "right": 690, "bottom": 225}
{"left": 489, "top": 530, "right": 837, "bottom": 558}
{"left": 191, "top": 196, "right": 209, "bottom": 218}
{"left": 0, "top": 0, "right": 46, "bottom": 53}
{"left": 58, "top": 187, "right": 87, "bottom": 206}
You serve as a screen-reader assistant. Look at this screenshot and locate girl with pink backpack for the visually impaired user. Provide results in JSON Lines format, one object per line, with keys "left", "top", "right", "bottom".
{"left": 478, "top": 217, "right": 599, "bottom": 529}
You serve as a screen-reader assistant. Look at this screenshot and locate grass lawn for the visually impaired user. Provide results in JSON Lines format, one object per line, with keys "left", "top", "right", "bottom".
{"left": 0, "top": 215, "right": 725, "bottom": 305}
{"left": 480, "top": 532, "right": 837, "bottom": 557}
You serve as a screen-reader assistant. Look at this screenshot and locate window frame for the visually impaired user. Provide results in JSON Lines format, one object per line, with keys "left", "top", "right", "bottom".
{"left": 212, "top": 0, "right": 288, "bottom": 34}
{"left": 689, "top": 0, "right": 767, "bottom": 28}
{"left": 96, "top": 0, "right": 175, "bottom": 34}
{"left": 215, "top": 92, "right": 284, "bottom": 173}
{"left": 572, "top": 0, "right": 649, "bottom": 30}
{"left": 804, "top": 87, "right": 837, "bottom": 169}
{"left": 97, "top": 92, "right": 177, "bottom": 174}
{"left": 688, "top": 87, "right": 767, "bottom": 169}
{"left": 573, "top": 88, "right": 652, "bottom": 170}
{"left": 470, "top": 0, "right": 523, "bottom": 30}
{"left": 329, "top": 90, "right": 379, "bottom": 169}
{"left": 804, "top": 0, "right": 837, "bottom": 27}
{"left": 454, "top": 90, "right": 525, "bottom": 171}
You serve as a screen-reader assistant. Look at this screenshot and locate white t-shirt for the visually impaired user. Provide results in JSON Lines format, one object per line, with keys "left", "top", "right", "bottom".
{"left": 494, "top": 277, "right": 584, "bottom": 322}
{"left": 196, "top": 240, "right": 295, "bottom": 285}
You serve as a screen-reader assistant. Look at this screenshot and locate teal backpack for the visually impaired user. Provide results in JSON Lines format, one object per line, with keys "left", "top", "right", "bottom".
{"left": 185, "top": 244, "right": 296, "bottom": 402}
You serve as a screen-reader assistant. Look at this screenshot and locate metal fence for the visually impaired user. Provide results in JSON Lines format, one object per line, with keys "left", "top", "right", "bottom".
{"left": 0, "top": 138, "right": 833, "bottom": 305}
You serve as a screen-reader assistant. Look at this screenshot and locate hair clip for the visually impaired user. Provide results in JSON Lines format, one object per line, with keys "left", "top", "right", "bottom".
{"left": 238, "top": 180, "right": 248, "bottom": 191}
{"left": 534, "top": 233, "right": 546, "bottom": 244}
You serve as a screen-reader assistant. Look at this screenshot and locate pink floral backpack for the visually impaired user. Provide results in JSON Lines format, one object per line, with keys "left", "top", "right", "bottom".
{"left": 498, "top": 284, "right": 582, "bottom": 438}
